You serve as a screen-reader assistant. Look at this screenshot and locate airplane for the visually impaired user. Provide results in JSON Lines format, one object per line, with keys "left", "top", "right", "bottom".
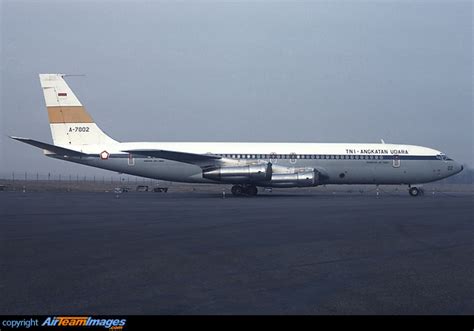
{"left": 11, "top": 73, "right": 463, "bottom": 196}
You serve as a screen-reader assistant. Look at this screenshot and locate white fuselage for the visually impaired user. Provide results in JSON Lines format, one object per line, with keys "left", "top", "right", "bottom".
{"left": 50, "top": 141, "right": 463, "bottom": 186}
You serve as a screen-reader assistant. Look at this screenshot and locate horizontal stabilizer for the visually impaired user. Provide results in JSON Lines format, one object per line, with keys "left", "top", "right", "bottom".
{"left": 9, "top": 136, "right": 87, "bottom": 157}
{"left": 123, "top": 149, "right": 221, "bottom": 165}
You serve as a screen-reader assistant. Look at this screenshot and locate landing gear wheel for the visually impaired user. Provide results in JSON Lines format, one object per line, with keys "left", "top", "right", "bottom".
{"left": 231, "top": 185, "right": 243, "bottom": 196}
{"left": 246, "top": 185, "right": 258, "bottom": 196}
{"left": 409, "top": 187, "right": 420, "bottom": 197}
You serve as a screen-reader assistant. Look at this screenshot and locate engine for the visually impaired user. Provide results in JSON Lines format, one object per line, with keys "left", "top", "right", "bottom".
{"left": 203, "top": 163, "right": 320, "bottom": 187}
{"left": 268, "top": 171, "right": 319, "bottom": 187}
{"left": 203, "top": 163, "right": 272, "bottom": 182}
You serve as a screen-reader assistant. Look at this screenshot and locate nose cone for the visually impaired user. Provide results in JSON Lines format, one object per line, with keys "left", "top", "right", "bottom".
{"left": 455, "top": 162, "right": 464, "bottom": 174}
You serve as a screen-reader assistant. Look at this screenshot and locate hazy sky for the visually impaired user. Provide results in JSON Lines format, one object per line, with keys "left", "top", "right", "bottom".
{"left": 1, "top": 0, "right": 472, "bottom": 177}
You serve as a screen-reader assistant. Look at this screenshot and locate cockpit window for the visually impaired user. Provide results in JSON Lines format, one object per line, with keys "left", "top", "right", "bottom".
{"left": 436, "top": 153, "right": 447, "bottom": 160}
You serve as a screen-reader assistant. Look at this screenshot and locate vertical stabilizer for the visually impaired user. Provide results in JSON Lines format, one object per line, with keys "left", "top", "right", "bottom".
{"left": 39, "top": 74, "right": 117, "bottom": 146}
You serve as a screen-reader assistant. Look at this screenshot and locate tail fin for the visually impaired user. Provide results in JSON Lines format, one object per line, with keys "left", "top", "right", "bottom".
{"left": 39, "top": 74, "right": 117, "bottom": 146}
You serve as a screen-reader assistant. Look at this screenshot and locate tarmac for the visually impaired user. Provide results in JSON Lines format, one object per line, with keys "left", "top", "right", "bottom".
{"left": 1, "top": 190, "right": 473, "bottom": 314}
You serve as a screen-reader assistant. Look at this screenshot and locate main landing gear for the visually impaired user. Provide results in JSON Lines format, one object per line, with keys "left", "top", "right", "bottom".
{"left": 408, "top": 186, "right": 424, "bottom": 197}
{"left": 231, "top": 185, "right": 258, "bottom": 197}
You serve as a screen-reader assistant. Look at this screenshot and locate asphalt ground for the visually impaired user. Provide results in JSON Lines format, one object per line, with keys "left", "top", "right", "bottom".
{"left": 1, "top": 191, "right": 473, "bottom": 314}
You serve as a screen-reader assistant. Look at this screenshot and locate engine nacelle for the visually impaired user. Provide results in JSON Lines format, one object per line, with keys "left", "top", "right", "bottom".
{"left": 203, "top": 163, "right": 272, "bottom": 182}
{"left": 268, "top": 171, "right": 319, "bottom": 187}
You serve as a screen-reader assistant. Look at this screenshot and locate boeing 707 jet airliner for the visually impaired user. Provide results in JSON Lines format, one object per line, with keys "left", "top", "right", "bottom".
{"left": 11, "top": 74, "right": 463, "bottom": 196}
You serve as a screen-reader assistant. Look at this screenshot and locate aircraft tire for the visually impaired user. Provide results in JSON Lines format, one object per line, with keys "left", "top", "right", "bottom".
{"left": 231, "top": 185, "right": 243, "bottom": 196}
{"left": 409, "top": 187, "right": 420, "bottom": 197}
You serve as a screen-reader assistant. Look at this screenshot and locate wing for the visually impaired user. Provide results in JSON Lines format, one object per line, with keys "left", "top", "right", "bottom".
{"left": 10, "top": 136, "right": 88, "bottom": 157}
{"left": 123, "top": 149, "right": 222, "bottom": 166}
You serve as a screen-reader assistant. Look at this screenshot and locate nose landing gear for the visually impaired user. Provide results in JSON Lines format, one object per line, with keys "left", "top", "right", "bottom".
{"left": 231, "top": 185, "right": 258, "bottom": 197}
